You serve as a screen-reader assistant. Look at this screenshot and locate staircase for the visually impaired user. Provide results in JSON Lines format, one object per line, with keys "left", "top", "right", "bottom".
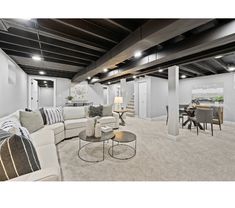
{"left": 126, "top": 95, "right": 135, "bottom": 117}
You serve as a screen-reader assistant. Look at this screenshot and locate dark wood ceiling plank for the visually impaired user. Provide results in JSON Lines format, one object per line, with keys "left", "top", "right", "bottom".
{"left": 179, "top": 65, "right": 204, "bottom": 75}
{"left": 53, "top": 19, "right": 119, "bottom": 44}
{"left": 106, "top": 19, "right": 132, "bottom": 33}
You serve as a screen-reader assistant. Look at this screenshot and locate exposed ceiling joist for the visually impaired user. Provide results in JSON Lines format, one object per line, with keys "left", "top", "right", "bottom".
{"left": 96, "top": 20, "right": 235, "bottom": 83}
{"left": 3, "top": 19, "right": 107, "bottom": 52}
{"left": 211, "top": 58, "right": 229, "bottom": 71}
{"left": 106, "top": 19, "right": 132, "bottom": 33}
{"left": 192, "top": 62, "right": 217, "bottom": 74}
{"left": 72, "top": 19, "right": 212, "bottom": 82}
{"left": 52, "top": 19, "right": 119, "bottom": 44}
{"left": 179, "top": 65, "right": 204, "bottom": 75}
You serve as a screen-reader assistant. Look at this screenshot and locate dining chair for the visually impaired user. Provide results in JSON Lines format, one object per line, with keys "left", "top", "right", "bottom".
{"left": 190, "top": 108, "right": 214, "bottom": 136}
{"left": 212, "top": 106, "right": 222, "bottom": 130}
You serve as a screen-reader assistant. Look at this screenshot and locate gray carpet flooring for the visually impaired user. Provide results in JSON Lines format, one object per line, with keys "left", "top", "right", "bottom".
{"left": 57, "top": 117, "right": 235, "bottom": 181}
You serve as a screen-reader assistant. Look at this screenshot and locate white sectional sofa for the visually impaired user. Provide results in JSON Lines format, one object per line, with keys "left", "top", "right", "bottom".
{"left": 0, "top": 106, "right": 119, "bottom": 181}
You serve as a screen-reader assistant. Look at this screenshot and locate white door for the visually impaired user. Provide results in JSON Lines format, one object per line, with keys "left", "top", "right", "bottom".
{"left": 103, "top": 87, "right": 109, "bottom": 104}
{"left": 31, "top": 79, "right": 39, "bottom": 110}
{"left": 138, "top": 82, "right": 147, "bottom": 118}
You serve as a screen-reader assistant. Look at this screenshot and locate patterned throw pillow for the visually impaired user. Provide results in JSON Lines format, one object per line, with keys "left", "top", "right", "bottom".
{"left": 44, "top": 107, "right": 64, "bottom": 125}
{"left": 89, "top": 105, "right": 103, "bottom": 117}
{"left": 0, "top": 120, "right": 31, "bottom": 140}
{"left": 0, "top": 130, "right": 41, "bottom": 181}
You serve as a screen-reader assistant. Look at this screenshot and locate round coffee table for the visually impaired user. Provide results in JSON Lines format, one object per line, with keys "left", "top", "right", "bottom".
{"left": 78, "top": 130, "right": 115, "bottom": 163}
{"left": 109, "top": 131, "right": 136, "bottom": 160}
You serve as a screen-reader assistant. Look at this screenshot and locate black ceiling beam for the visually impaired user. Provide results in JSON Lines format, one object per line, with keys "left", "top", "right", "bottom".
{"left": 105, "top": 19, "right": 132, "bottom": 33}
{"left": 0, "top": 40, "right": 96, "bottom": 63}
{"left": 73, "top": 19, "right": 212, "bottom": 82}
{"left": 4, "top": 19, "right": 108, "bottom": 53}
{"left": 96, "top": 20, "right": 235, "bottom": 83}
{"left": 211, "top": 58, "right": 229, "bottom": 72}
{"left": 192, "top": 62, "right": 217, "bottom": 74}
{"left": 0, "top": 29, "right": 102, "bottom": 57}
{"left": 4, "top": 48, "right": 88, "bottom": 66}
{"left": 53, "top": 19, "right": 119, "bottom": 44}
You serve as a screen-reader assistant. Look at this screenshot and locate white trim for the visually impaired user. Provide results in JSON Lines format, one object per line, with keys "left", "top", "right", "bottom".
{"left": 28, "top": 75, "right": 57, "bottom": 109}
{"left": 167, "top": 134, "right": 179, "bottom": 141}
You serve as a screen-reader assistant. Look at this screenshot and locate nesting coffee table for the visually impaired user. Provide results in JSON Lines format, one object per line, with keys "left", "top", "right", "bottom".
{"left": 109, "top": 131, "right": 137, "bottom": 160}
{"left": 78, "top": 130, "right": 115, "bottom": 163}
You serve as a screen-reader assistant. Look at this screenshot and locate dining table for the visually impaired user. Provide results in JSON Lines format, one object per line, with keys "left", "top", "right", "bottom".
{"left": 182, "top": 107, "right": 204, "bottom": 130}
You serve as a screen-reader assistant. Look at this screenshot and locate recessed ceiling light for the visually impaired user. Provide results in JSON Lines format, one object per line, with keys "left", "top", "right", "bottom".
{"left": 32, "top": 55, "right": 42, "bottom": 61}
{"left": 39, "top": 71, "right": 45, "bottom": 75}
{"left": 44, "top": 81, "right": 47, "bottom": 83}
{"left": 158, "top": 69, "right": 163, "bottom": 72}
{"left": 103, "top": 68, "right": 108, "bottom": 72}
{"left": 133, "top": 75, "right": 137, "bottom": 79}
{"left": 181, "top": 75, "right": 187, "bottom": 79}
{"left": 215, "top": 55, "right": 223, "bottom": 59}
{"left": 228, "top": 65, "right": 235, "bottom": 71}
{"left": 134, "top": 51, "right": 142, "bottom": 58}
{"left": 87, "top": 76, "right": 91, "bottom": 80}
{"left": 108, "top": 82, "right": 111, "bottom": 85}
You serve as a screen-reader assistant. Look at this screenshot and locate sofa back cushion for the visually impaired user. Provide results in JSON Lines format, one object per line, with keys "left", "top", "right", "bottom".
{"left": 44, "top": 107, "right": 64, "bottom": 125}
{"left": 20, "top": 111, "right": 44, "bottom": 133}
{"left": 63, "top": 107, "right": 86, "bottom": 120}
{"left": 0, "top": 130, "right": 41, "bottom": 181}
{"left": 102, "top": 104, "right": 113, "bottom": 117}
{"left": 39, "top": 108, "right": 47, "bottom": 125}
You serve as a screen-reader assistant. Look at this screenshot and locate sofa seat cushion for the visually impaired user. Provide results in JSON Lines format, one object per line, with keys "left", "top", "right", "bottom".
{"left": 30, "top": 128, "right": 54, "bottom": 148}
{"left": 36, "top": 144, "right": 59, "bottom": 170}
{"left": 44, "top": 122, "right": 64, "bottom": 135}
{"left": 98, "top": 116, "right": 116, "bottom": 124}
{"left": 64, "top": 118, "right": 87, "bottom": 130}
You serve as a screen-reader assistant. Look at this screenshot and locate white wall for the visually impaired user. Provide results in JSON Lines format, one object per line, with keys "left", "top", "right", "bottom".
{"left": 39, "top": 87, "right": 54, "bottom": 107}
{"left": 134, "top": 76, "right": 168, "bottom": 118}
{"left": 179, "top": 73, "right": 235, "bottom": 122}
{"left": 56, "top": 77, "right": 71, "bottom": 106}
{"left": 87, "top": 83, "right": 104, "bottom": 105}
{"left": 0, "top": 49, "right": 28, "bottom": 117}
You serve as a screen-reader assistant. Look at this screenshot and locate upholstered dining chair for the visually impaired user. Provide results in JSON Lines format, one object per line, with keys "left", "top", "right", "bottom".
{"left": 212, "top": 106, "right": 222, "bottom": 130}
{"left": 190, "top": 108, "right": 214, "bottom": 136}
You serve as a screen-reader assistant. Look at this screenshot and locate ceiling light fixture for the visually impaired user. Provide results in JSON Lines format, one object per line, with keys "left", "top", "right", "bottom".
{"left": 87, "top": 76, "right": 91, "bottom": 80}
{"left": 32, "top": 55, "right": 42, "bottom": 61}
{"left": 158, "top": 69, "right": 163, "bottom": 72}
{"left": 44, "top": 81, "right": 47, "bottom": 83}
{"left": 181, "top": 75, "right": 187, "bottom": 79}
{"left": 103, "top": 68, "right": 108, "bottom": 73}
{"left": 215, "top": 55, "right": 223, "bottom": 59}
{"left": 39, "top": 71, "right": 45, "bottom": 75}
{"left": 134, "top": 51, "right": 142, "bottom": 58}
{"left": 108, "top": 82, "right": 111, "bottom": 85}
{"left": 228, "top": 65, "right": 235, "bottom": 71}
{"left": 133, "top": 75, "right": 137, "bottom": 79}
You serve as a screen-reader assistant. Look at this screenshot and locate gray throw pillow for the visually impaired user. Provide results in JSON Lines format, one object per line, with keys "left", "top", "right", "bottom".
{"left": 0, "top": 130, "right": 41, "bottom": 181}
{"left": 89, "top": 105, "right": 103, "bottom": 117}
{"left": 102, "top": 104, "right": 113, "bottom": 116}
{"left": 20, "top": 111, "right": 44, "bottom": 133}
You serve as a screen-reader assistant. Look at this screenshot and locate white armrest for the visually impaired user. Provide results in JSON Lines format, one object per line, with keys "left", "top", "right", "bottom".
{"left": 112, "top": 112, "right": 119, "bottom": 129}
{"left": 8, "top": 167, "right": 61, "bottom": 182}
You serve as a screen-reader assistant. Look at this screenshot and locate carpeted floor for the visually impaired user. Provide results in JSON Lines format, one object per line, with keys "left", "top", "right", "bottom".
{"left": 57, "top": 117, "right": 235, "bottom": 181}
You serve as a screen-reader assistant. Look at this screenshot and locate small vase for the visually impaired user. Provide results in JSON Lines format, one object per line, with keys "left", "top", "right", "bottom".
{"left": 86, "top": 118, "right": 95, "bottom": 137}
{"left": 95, "top": 122, "right": 101, "bottom": 138}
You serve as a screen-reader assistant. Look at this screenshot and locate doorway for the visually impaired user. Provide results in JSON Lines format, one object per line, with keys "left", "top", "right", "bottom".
{"left": 103, "top": 86, "right": 109, "bottom": 105}
{"left": 28, "top": 76, "right": 56, "bottom": 110}
{"left": 138, "top": 81, "right": 147, "bottom": 118}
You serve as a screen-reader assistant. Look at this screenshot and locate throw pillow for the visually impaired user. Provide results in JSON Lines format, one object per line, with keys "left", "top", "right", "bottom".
{"left": 0, "top": 130, "right": 41, "bottom": 181}
{"left": 0, "top": 119, "right": 31, "bottom": 140}
{"left": 102, "top": 104, "right": 113, "bottom": 117}
{"left": 89, "top": 105, "right": 103, "bottom": 117}
{"left": 44, "top": 107, "right": 64, "bottom": 125}
{"left": 39, "top": 108, "right": 47, "bottom": 125}
{"left": 20, "top": 111, "right": 44, "bottom": 134}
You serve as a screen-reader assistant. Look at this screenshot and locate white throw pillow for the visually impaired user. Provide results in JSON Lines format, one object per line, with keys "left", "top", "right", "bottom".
{"left": 63, "top": 107, "right": 86, "bottom": 120}
{"left": 44, "top": 107, "right": 64, "bottom": 125}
